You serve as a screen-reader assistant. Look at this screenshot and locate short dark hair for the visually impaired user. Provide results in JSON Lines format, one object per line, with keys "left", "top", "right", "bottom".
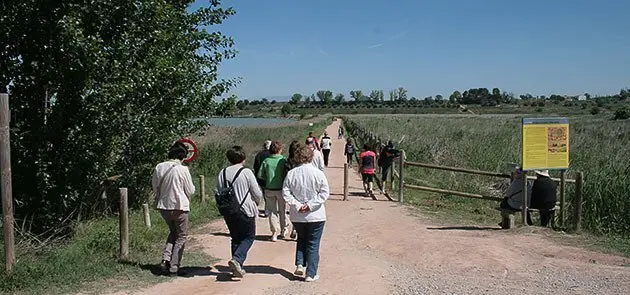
{"left": 168, "top": 142, "right": 188, "bottom": 160}
{"left": 269, "top": 141, "right": 283, "bottom": 154}
{"left": 226, "top": 146, "right": 247, "bottom": 164}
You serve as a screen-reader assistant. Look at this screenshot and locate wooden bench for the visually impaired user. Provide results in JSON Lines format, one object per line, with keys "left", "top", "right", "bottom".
{"left": 497, "top": 205, "right": 560, "bottom": 229}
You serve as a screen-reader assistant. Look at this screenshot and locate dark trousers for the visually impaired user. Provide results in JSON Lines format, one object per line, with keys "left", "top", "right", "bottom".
{"left": 381, "top": 163, "right": 392, "bottom": 182}
{"left": 293, "top": 221, "right": 325, "bottom": 278}
{"left": 322, "top": 149, "right": 331, "bottom": 166}
{"left": 527, "top": 209, "right": 555, "bottom": 227}
{"left": 224, "top": 212, "right": 256, "bottom": 266}
{"left": 346, "top": 154, "right": 353, "bottom": 166}
{"left": 161, "top": 210, "right": 189, "bottom": 272}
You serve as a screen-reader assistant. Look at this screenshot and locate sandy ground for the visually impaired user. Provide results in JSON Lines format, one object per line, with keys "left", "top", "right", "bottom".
{"left": 109, "top": 120, "right": 630, "bottom": 295}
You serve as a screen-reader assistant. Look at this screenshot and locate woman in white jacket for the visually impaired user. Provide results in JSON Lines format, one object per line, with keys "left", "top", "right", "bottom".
{"left": 282, "top": 142, "right": 330, "bottom": 282}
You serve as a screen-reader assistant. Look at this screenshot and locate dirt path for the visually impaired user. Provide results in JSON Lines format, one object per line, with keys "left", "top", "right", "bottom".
{"left": 111, "top": 120, "right": 630, "bottom": 295}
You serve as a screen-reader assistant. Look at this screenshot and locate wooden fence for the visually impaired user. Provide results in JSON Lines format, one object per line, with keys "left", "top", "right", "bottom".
{"left": 343, "top": 117, "right": 584, "bottom": 231}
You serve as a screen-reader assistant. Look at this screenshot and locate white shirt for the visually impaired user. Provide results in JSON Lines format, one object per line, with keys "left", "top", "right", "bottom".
{"left": 282, "top": 163, "right": 329, "bottom": 223}
{"left": 320, "top": 136, "right": 332, "bottom": 149}
{"left": 153, "top": 160, "right": 195, "bottom": 212}
{"left": 214, "top": 164, "right": 263, "bottom": 218}
{"left": 312, "top": 149, "right": 325, "bottom": 171}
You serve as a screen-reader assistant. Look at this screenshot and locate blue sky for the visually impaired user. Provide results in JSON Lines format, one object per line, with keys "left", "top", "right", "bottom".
{"left": 194, "top": 0, "right": 630, "bottom": 100}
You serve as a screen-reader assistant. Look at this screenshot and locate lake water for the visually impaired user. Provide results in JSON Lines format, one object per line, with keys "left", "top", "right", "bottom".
{"left": 206, "top": 117, "right": 296, "bottom": 126}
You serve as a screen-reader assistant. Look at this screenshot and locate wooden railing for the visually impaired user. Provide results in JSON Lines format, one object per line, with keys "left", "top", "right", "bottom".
{"left": 343, "top": 117, "right": 584, "bottom": 231}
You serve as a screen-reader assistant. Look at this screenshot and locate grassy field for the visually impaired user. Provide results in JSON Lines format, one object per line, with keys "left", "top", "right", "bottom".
{"left": 344, "top": 114, "right": 630, "bottom": 238}
{"left": 0, "top": 117, "right": 329, "bottom": 295}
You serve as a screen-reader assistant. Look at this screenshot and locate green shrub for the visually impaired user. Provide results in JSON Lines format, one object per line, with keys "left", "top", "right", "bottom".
{"left": 613, "top": 107, "right": 629, "bottom": 120}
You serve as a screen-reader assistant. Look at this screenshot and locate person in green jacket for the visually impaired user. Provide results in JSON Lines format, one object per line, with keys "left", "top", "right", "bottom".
{"left": 258, "top": 141, "right": 294, "bottom": 241}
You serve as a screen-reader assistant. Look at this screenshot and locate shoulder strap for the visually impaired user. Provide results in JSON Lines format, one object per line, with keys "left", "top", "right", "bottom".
{"left": 230, "top": 167, "right": 246, "bottom": 186}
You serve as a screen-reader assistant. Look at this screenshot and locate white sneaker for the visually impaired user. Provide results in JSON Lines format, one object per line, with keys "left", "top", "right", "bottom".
{"left": 228, "top": 259, "right": 246, "bottom": 278}
{"left": 271, "top": 235, "right": 277, "bottom": 242}
{"left": 305, "top": 275, "right": 320, "bottom": 282}
{"left": 294, "top": 265, "right": 305, "bottom": 276}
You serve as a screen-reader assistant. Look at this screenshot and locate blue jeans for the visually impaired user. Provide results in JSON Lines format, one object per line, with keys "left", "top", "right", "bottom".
{"left": 224, "top": 212, "right": 256, "bottom": 266}
{"left": 293, "top": 221, "right": 325, "bottom": 278}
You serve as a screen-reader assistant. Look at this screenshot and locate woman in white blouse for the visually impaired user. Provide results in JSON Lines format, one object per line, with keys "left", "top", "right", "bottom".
{"left": 282, "top": 142, "right": 330, "bottom": 282}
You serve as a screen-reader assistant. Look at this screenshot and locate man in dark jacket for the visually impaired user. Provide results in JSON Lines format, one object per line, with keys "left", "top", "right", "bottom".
{"left": 253, "top": 140, "right": 271, "bottom": 217}
{"left": 528, "top": 170, "right": 557, "bottom": 227}
{"left": 378, "top": 141, "right": 400, "bottom": 193}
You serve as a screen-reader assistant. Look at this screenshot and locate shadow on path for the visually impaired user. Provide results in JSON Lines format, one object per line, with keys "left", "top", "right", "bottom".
{"left": 426, "top": 226, "right": 502, "bottom": 231}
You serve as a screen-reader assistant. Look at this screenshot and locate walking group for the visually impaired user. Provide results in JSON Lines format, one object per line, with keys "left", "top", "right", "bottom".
{"left": 152, "top": 131, "right": 334, "bottom": 282}
{"left": 343, "top": 138, "right": 401, "bottom": 199}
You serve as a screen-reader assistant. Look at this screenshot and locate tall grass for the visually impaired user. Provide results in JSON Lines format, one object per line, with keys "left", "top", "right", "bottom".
{"left": 346, "top": 114, "right": 630, "bottom": 236}
{"left": 0, "top": 117, "right": 329, "bottom": 295}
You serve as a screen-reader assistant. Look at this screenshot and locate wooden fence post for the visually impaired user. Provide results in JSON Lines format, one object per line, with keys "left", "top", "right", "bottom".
{"left": 343, "top": 163, "right": 348, "bottom": 201}
{"left": 559, "top": 170, "right": 566, "bottom": 228}
{"left": 119, "top": 188, "right": 129, "bottom": 261}
{"left": 397, "top": 150, "right": 405, "bottom": 202}
{"left": 142, "top": 203, "right": 151, "bottom": 228}
{"left": 199, "top": 175, "right": 206, "bottom": 202}
{"left": 521, "top": 170, "right": 528, "bottom": 226}
{"left": 573, "top": 172, "right": 584, "bottom": 233}
{"left": 1, "top": 93, "right": 15, "bottom": 274}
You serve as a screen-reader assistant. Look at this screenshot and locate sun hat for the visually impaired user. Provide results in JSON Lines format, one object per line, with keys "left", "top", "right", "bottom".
{"left": 535, "top": 170, "right": 550, "bottom": 177}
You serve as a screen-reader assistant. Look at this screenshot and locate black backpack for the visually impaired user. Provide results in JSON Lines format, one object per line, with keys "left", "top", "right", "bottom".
{"left": 215, "top": 167, "right": 249, "bottom": 216}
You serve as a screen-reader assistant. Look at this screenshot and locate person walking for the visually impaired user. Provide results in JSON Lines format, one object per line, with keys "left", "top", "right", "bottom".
{"left": 306, "top": 131, "right": 321, "bottom": 151}
{"left": 344, "top": 138, "right": 355, "bottom": 168}
{"left": 337, "top": 126, "right": 343, "bottom": 139}
{"left": 306, "top": 138, "right": 325, "bottom": 171}
{"left": 529, "top": 170, "right": 557, "bottom": 227}
{"left": 253, "top": 140, "right": 272, "bottom": 217}
{"left": 320, "top": 132, "right": 332, "bottom": 167}
{"left": 258, "top": 141, "right": 293, "bottom": 241}
{"left": 153, "top": 142, "right": 195, "bottom": 277}
{"left": 282, "top": 142, "right": 330, "bottom": 282}
{"left": 377, "top": 141, "right": 400, "bottom": 193}
{"left": 359, "top": 144, "right": 377, "bottom": 198}
{"left": 215, "top": 146, "right": 263, "bottom": 278}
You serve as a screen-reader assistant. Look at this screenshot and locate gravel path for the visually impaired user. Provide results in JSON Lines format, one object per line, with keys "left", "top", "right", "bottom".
{"left": 108, "top": 120, "right": 630, "bottom": 295}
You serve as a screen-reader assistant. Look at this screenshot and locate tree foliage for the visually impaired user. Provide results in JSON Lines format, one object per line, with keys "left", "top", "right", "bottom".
{"left": 316, "top": 90, "right": 333, "bottom": 105}
{"left": 0, "top": 0, "right": 237, "bottom": 233}
{"left": 290, "top": 93, "right": 302, "bottom": 104}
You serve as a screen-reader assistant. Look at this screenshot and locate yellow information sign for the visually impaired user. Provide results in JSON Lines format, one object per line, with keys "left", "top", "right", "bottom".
{"left": 522, "top": 117, "right": 570, "bottom": 171}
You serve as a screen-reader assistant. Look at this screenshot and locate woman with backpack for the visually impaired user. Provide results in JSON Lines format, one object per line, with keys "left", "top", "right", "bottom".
{"left": 214, "top": 146, "right": 263, "bottom": 279}
{"left": 344, "top": 138, "right": 355, "bottom": 167}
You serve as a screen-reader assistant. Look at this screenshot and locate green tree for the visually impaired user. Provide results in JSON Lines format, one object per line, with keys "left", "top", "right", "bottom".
{"left": 584, "top": 93, "right": 592, "bottom": 100}
{"left": 449, "top": 91, "right": 462, "bottom": 103}
{"left": 334, "top": 93, "right": 345, "bottom": 104}
{"left": 290, "top": 93, "right": 303, "bottom": 104}
{"left": 396, "top": 87, "right": 408, "bottom": 101}
{"left": 389, "top": 90, "right": 397, "bottom": 101}
{"left": 0, "top": 0, "right": 237, "bottom": 232}
{"left": 281, "top": 103, "right": 294, "bottom": 116}
{"left": 435, "top": 94, "right": 443, "bottom": 100}
{"left": 349, "top": 90, "right": 363, "bottom": 101}
{"left": 316, "top": 90, "right": 333, "bottom": 105}
{"left": 216, "top": 95, "right": 237, "bottom": 116}
{"left": 369, "top": 90, "right": 384, "bottom": 101}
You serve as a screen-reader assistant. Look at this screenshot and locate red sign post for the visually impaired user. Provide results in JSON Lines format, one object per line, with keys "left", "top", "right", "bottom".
{"left": 177, "top": 138, "right": 198, "bottom": 163}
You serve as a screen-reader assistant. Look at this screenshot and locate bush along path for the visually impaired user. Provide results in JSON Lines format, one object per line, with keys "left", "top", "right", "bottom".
{"left": 107, "top": 120, "right": 630, "bottom": 295}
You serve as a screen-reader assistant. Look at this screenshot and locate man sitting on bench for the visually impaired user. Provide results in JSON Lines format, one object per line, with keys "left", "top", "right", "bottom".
{"left": 498, "top": 167, "right": 532, "bottom": 227}
{"left": 528, "top": 170, "right": 557, "bottom": 227}
{"left": 500, "top": 167, "right": 532, "bottom": 210}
